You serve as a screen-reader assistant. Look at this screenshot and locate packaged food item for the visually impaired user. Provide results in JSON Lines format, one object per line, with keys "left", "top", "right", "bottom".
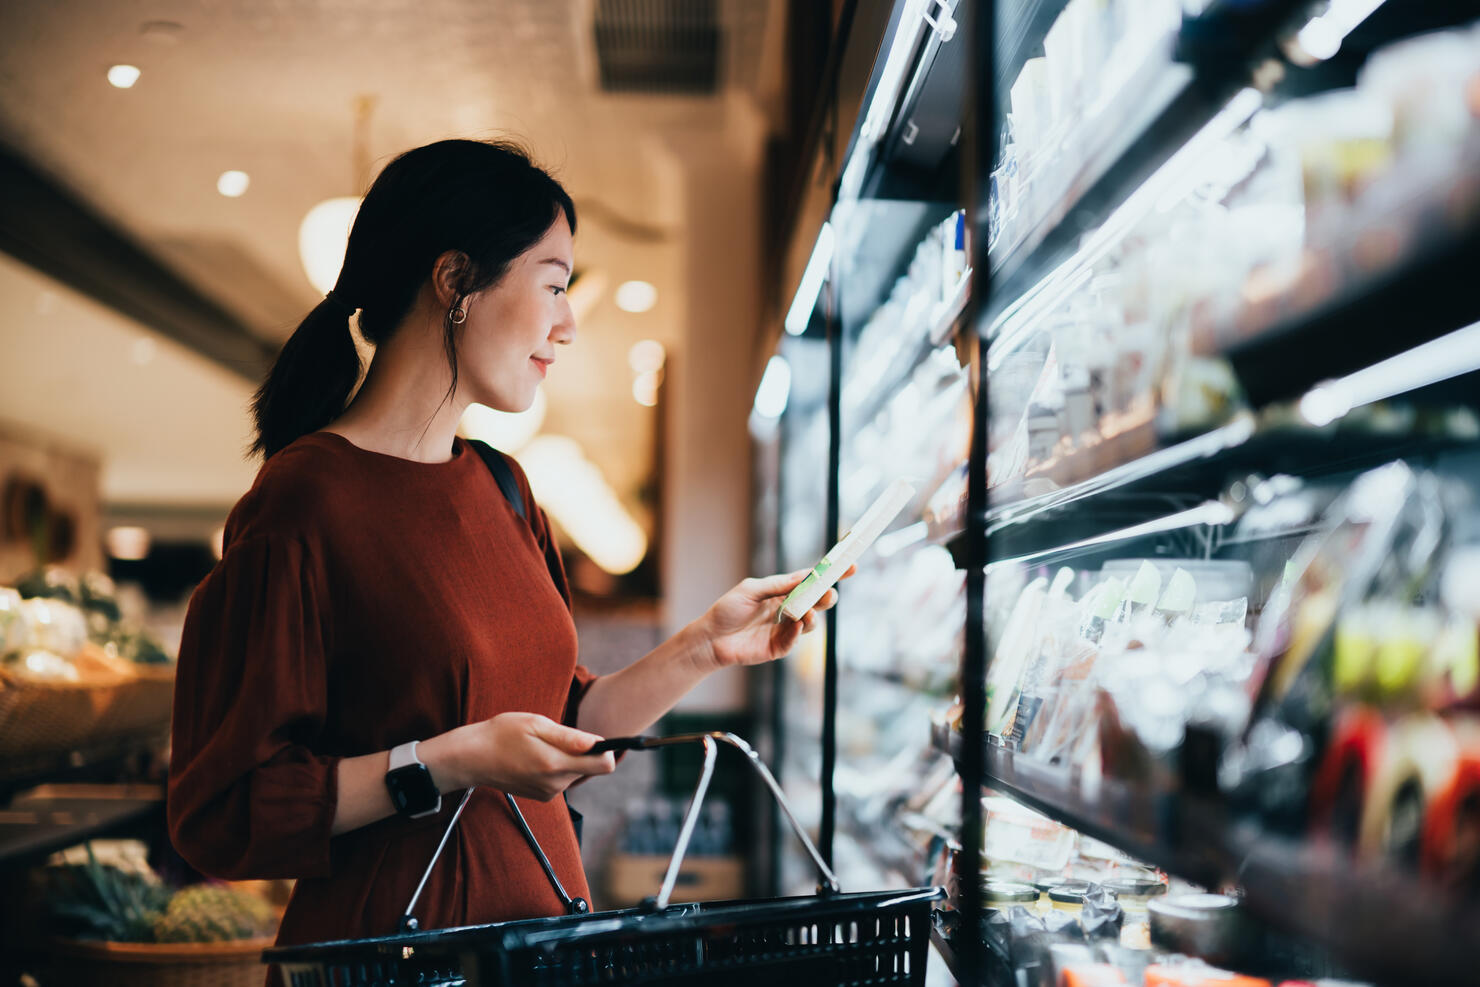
{"left": 982, "top": 796, "right": 1077, "bottom": 875}
{"left": 1420, "top": 718, "right": 1480, "bottom": 893}
{"left": 1307, "top": 706, "right": 1387, "bottom": 848}
{"left": 1047, "top": 884, "right": 1098, "bottom": 915}
{"left": 1148, "top": 894, "right": 1253, "bottom": 968}
{"left": 1144, "top": 962, "right": 1270, "bottom": 987}
{"left": 1101, "top": 876, "right": 1166, "bottom": 916}
{"left": 982, "top": 881, "right": 1041, "bottom": 909}
{"left": 987, "top": 576, "right": 1050, "bottom": 735}
{"left": 1357, "top": 714, "right": 1458, "bottom": 863}
{"left": 1060, "top": 963, "right": 1128, "bottom": 986}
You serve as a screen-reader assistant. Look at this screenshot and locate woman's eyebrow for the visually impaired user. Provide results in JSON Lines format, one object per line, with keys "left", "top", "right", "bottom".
{"left": 540, "top": 258, "right": 571, "bottom": 273}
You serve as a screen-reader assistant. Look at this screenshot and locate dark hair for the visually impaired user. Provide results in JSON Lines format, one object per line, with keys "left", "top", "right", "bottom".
{"left": 251, "top": 138, "right": 576, "bottom": 458}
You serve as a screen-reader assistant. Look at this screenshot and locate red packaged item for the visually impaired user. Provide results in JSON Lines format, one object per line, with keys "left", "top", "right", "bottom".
{"left": 1421, "top": 717, "right": 1480, "bottom": 891}
{"left": 1308, "top": 706, "right": 1386, "bottom": 847}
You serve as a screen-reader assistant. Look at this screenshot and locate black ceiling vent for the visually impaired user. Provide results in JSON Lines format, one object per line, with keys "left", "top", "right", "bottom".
{"left": 594, "top": 0, "right": 721, "bottom": 95}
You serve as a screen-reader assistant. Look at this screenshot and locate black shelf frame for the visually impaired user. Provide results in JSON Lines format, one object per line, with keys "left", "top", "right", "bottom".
{"left": 768, "top": 1, "right": 1480, "bottom": 984}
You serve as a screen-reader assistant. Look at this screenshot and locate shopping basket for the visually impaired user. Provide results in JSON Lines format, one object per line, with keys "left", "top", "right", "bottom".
{"left": 265, "top": 731, "right": 944, "bottom": 986}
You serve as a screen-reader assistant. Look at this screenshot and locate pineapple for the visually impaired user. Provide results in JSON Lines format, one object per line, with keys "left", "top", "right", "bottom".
{"left": 151, "top": 885, "right": 278, "bottom": 943}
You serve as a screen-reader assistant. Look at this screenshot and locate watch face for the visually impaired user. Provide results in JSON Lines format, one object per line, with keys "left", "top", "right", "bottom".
{"left": 387, "top": 763, "right": 439, "bottom": 815}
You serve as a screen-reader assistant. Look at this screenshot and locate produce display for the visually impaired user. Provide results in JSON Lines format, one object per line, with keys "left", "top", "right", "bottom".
{"left": 0, "top": 567, "right": 176, "bottom": 759}
{"left": 40, "top": 842, "right": 278, "bottom": 945}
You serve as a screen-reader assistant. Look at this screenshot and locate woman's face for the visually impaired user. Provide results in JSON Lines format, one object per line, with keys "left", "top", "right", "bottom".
{"left": 458, "top": 214, "right": 575, "bottom": 413}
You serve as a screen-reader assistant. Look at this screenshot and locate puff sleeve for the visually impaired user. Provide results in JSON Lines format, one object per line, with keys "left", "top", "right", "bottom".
{"left": 167, "top": 533, "right": 341, "bottom": 881}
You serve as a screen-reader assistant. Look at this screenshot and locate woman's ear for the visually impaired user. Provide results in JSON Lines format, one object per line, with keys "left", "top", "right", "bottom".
{"left": 430, "top": 250, "right": 470, "bottom": 308}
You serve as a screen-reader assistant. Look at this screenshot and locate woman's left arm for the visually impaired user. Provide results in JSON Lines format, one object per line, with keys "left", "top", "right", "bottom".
{"left": 574, "top": 567, "right": 851, "bottom": 739}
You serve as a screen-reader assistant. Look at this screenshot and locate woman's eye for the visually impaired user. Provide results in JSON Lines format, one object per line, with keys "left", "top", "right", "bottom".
{"left": 550, "top": 285, "right": 567, "bottom": 296}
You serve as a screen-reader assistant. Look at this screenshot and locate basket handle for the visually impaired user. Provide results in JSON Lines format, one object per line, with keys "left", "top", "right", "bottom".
{"left": 398, "top": 789, "right": 590, "bottom": 933}
{"left": 592, "top": 731, "right": 842, "bottom": 908}
{"left": 396, "top": 731, "right": 841, "bottom": 932}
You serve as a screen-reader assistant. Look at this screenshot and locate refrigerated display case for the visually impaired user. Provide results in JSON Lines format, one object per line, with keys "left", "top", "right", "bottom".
{"left": 759, "top": 0, "right": 1480, "bottom": 984}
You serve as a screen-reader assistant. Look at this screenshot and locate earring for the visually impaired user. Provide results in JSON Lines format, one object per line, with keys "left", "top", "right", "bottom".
{"left": 448, "top": 298, "right": 468, "bottom": 325}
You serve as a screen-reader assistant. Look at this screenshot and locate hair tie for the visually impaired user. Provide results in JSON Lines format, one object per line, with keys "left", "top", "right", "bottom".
{"left": 324, "top": 289, "right": 357, "bottom": 314}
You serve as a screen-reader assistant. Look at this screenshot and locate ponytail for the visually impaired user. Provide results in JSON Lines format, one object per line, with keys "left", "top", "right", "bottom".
{"left": 250, "top": 293, "right": 363, "bottom": 458}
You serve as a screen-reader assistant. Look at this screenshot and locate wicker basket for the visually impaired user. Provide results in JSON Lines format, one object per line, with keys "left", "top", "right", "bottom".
{"left": 0, "top": 673, "right": 112, "bottom": 755}
{"left": 0, "top": 664, "right": 174, "bottom": 757}
{"left": 47, "top": 937, "right": 273, "bottom": 987}
{"left": 93, "top": 665, "right": 176, "bottom": 737}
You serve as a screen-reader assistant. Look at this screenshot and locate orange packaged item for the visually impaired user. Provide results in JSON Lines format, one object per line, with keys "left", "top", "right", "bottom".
{"left": 1144, "top": 964, "right": 1271, "bottom": 987}
{"left": 1060, "top": 965, "right": 1127, "bottom": 987}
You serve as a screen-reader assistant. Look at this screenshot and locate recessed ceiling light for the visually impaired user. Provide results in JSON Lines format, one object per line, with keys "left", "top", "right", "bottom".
{"left": 107, "top": 64, "right": 141, "bottom": 89}
{"left": 615, "top": 280, "right": 657, "bottom": 313}
{"left": 217, "top": 170, "right": 250, "bottom": 197}
{"left": 628, "top": 339, "right": 666, "bottom": 374}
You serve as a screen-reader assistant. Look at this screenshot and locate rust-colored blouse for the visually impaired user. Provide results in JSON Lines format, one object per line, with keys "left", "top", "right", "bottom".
{"left": 167, "top": 431, "right": 595, "bottom": 956}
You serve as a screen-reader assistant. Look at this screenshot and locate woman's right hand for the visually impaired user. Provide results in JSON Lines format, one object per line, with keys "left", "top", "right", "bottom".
{"left": 421, "top": 712, "right": 616, "bottom": 801}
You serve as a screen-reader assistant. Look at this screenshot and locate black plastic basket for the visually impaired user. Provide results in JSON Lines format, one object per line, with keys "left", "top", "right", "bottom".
{"left": 265, "top": 732, "right": 944, "bottom": 986}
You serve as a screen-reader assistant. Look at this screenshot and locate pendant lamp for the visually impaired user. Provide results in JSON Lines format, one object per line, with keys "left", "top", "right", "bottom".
{"left": 299, "top": 96, "right": 376, "bottom": 295}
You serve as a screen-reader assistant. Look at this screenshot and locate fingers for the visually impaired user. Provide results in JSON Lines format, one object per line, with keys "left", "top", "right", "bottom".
{"left": 531, "top": 716, "right": 607, "bottom": 756}
{"left": 744, "top": 569, "right": 811, "bottom": 599}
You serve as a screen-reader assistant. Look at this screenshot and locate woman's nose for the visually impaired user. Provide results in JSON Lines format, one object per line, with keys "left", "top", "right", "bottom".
{"left": 551, "top": 304, "right": 577, "bottom": 345}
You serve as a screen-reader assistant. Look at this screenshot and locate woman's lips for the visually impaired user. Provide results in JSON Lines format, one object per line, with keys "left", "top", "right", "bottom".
{"left": 531, "top": 357, "right": 552, "bottom": 377}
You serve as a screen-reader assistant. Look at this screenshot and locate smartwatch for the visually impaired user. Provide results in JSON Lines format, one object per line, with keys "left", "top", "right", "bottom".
{"left": 385, "top": 741, "right": 442, "bottom": 819}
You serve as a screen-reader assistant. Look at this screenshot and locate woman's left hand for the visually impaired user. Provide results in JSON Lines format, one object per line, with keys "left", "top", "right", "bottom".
{"left": 695, "top": 565, "right": 856, "bottom": 670}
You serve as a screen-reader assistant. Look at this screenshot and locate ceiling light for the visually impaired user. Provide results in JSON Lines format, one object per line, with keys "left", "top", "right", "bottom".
{"left": 517, "top": 436, "right": 648, "bottom": 574}
{"left": 615, "top": 280, "right": 658, "bottom": 313}
{"left": 300, "top": 96, "right": 376, "bottom": 295}
{"left": 107, "top": 65, "right": 141, "bottom": 89}
{"left": 217, "top": 170, "right": 250, "bottom": 198}
{"left": 753, "top": 355, "right": 792, "bottom": 419}
{"left": 784, "top": 222, "right": 833, "bottom": 335}
{"left": 628, "top": 339, "right": 666, "bottom": 374}
{"left": 459, "top": 388, "right": 547, "bottom": 453}
{"left": 633, "top": 371, "right": 661, "bottom": 407}
{"left": 298, "top": 196, "right": 361, "bottom": 295}
{"left": 105, "top": 526, "right": 151, "bottom": 561}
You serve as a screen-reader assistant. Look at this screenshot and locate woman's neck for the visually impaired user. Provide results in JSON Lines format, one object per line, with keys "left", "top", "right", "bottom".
{"left": 326, "top": 315, "right": 466, "bottom": 463}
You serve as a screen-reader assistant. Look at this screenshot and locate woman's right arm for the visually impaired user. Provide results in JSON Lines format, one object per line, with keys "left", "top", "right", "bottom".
{"left": 331, "top": 712, "right": 616, "bottom": 835}
{"left": 169, "top": 531, "right": 617, "bottom": 874}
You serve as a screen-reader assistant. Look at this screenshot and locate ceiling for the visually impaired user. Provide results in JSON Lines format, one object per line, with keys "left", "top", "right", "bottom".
{"left": 0, "top": 0, "right": 787, "bottom": 521}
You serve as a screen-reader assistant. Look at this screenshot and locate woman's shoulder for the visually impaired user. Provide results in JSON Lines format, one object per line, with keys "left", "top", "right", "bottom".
{"left": 226, "top": 433, "right": 355, "bottom": 544}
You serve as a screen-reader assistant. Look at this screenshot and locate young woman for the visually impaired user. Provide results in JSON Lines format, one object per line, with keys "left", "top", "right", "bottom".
{"left": 166, "top": 139, "right": 844, "bottom": 950}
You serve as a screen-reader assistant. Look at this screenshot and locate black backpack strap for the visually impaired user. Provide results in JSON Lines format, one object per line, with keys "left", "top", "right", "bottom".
{"left": 466, "top": 437, "right": 585, "bottom": 849}
{"left": 467, "top": 439, "right": 526, "bottom": 522}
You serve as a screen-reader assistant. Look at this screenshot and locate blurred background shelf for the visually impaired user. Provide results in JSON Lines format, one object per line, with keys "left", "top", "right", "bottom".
{"left": 933, "top": 724, "right": 1480, "bottom": 985}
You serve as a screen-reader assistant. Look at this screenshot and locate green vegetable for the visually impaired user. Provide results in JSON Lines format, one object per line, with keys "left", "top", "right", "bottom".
{"left": 43, "top": 843, "right": 171, "bottom": 942}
